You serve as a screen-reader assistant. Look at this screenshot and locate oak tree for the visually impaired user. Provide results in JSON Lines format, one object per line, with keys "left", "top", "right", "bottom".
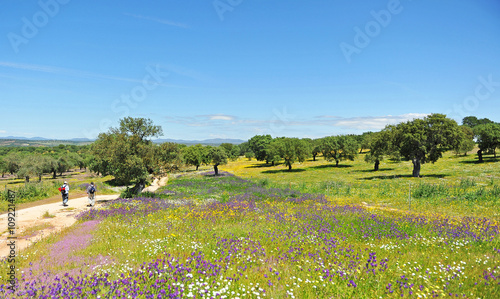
{"left": 474, "top": 123, "right": 500, "bottom": 162}
{"left": 392, "top": 114, "right": 461, "bottom": 177}
{"left": 320, "top": 135, "right": 358, "bottom": 167}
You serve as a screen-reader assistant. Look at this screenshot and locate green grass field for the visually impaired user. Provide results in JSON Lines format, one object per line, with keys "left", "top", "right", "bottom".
{"left": 1, "top": 151, "right": 499, "bottom": 298}
{"left": 223, "top": 151, "right": 500, "bottom": 221}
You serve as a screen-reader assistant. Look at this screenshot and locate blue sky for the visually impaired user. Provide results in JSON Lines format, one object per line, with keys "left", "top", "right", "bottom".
{"left": 1, "top": 0, "right": 499, "bottom": 140}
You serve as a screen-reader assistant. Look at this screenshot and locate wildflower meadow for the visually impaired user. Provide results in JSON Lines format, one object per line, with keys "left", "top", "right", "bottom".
{"left": 1, "top": 153, "right": 499, "bottom": 298}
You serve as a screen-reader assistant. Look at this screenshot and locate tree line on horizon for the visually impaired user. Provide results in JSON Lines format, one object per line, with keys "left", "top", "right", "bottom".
{"left": 1, "top": 115, "right": 499, "bottom": 194}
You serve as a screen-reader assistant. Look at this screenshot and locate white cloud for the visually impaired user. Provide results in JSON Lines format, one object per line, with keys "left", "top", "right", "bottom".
{"left": 163, "top": 114, "right": 238, "bottom": 126}
{"left": 162, "top": 113, "right": 431, "bottom": 139}
{"left": 0, "top": 130, "right": 6, "bottom": 134}
{"left": 315, "top": 115, "right": 341, "bottom": 119}
{"left": 331, "top": 113, "right": 429, "bottom": 130}
{"left": 207, "top": 115, "right": 234, "bottom": 121}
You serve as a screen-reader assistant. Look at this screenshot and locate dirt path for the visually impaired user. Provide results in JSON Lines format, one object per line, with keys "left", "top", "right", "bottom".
{"left": 0, "top": 193, "right": 119, "bottom": 258}
{"left": 142, "top": 176, "right": 169, "bottom": 193}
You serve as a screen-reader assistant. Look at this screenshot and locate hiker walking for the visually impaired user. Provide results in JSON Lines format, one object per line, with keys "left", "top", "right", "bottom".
{"left": 61, "top": 181, "right": 69, "bottom": 206}
{"left": 86, "top": 182, "right": 96, "bottom": 207}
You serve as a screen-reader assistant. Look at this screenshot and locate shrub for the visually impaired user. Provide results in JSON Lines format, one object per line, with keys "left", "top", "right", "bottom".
{"left": 120, "top": 187, "right": 139, "bottom": 199}
{"left": 258, "top": 178, "right": 270, "bottom": 187}
{"left": 491, "top": 185, "right": 500, "bottom": 197}
{"left": 245, "top": 151, "right": 254, "bottom": 161}
{"left": 0, "top": 181, "right": 62, "bottom": 203}
{"left": 412, "top": 183, "right": 448, "bottom": 199}
{"left": 459, "top": 178, "right": 476, "bottom": 188}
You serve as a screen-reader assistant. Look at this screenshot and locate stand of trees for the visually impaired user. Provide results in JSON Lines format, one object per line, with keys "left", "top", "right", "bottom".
{"left": 181, "top": 144, "right": 229, "bottom": 175}
{"left": 1, "top": 114, "right": 497, "bottom": 187}
{"left": 363, "top": 114, "right": 484, "bottom": 177}
{"left": 0, "top": 146, "right": 89, "bottom": 182}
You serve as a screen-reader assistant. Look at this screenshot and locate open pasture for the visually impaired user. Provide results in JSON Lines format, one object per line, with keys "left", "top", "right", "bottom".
{"left": 1, "top": 151, "right": 499, "bottom": 298}
{"left": 223, "top": 152, "right": 500, "bottom": 221}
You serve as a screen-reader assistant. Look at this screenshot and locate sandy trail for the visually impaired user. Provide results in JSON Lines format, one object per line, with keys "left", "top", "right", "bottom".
{"left": 0, "top": 175, "right": 169, "bottom": 259}
{"left": 0, "top": 193, "right": 119, "bottom": 258}
{"left": 142, "top": 176, "right": 169, "bottom": 193}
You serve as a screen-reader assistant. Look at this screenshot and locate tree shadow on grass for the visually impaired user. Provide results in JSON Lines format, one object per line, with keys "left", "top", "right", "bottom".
{"left": 459, "top": 158, "right": 498, "bottom": 164}
{"left": 310, "top": 164, "right": 353, "bottom": 169}
{"left": 245, "top": 163, "right": 275, "bottom": 169}
{"left": 261, "top": 168, "right": 307, "bottom": 174}
{"left": 353, "top": 168, "right": 395, "bottom": 173}
{"left": 6, "top": 180, "right": 23, "bottom": 185}
{"left": 359, "top": 173, "right": 448, "bottom": 180}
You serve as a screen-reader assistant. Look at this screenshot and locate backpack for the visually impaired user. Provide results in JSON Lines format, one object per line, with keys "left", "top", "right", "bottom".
{"left": 89, "top": 185, "right": 96, "bottom": 194}
{"left": 59, "top": 185, "right": 66, "bottom": 194}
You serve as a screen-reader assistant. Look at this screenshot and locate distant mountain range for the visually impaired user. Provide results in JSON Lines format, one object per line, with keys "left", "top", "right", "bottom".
{"left": 0, "top": 136, "right": 93, "bottom": 142}
{"left": 0, "top": 136, "right": 245, "bottom": 145}
{"left": 152, "top": 138, "right": 245, "bottom": 145}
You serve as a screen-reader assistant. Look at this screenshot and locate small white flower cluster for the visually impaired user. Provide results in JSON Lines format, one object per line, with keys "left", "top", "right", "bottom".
{"left": 175, "top": 278, "right": 266, "bottom": 299}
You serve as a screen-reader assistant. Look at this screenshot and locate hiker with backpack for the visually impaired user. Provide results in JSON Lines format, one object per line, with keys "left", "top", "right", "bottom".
{"left": 87, "top": 182, "right": 96, "bottom": 207}
{"left": 60, "top": 181, "right": 69, "bottom": 206}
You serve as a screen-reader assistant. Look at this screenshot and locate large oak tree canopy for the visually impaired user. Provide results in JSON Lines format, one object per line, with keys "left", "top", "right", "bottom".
{"left": 90, "top": 117, "right": 165, "bottom": 186}
{"left": 392, "top": 114, "right": 461, "bottom": 177}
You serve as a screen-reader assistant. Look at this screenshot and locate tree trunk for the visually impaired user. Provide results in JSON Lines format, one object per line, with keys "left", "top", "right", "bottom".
{"left": 272, "top": 161, "right": 275, "bottom": 166}
{"left": 53, "top": 170, "right": 57, "bottom": 179}
{"left": 335, "top": 160, "right": 339, "bottom": 167}
{"left": 288, "top": 164, "right": 292, "bottom": 171}
{"left": 374, "top": 160, "right": 380, "bottom": 171}
{"left": 478, "top": 149, "right": 483, "bottom": 163}
{"left": 313, "top": 154, "right": 316, "bottom": 161}
{"left": 196, "top": 165, "right": 199, "bottom": 171}
{"left": 134, "top": 179, "right": 145, "bottom": 194}
{"left": 412, "top": 158, "right": 421, "bottom": 177}
{"left": 39, "top": 175, "right": 42, "bottom": 181}
{"left": 214, "top": 164, "right": 219, "bottom": 176}
{"left": 25, "top": 176, "right": 30, "bottom": 183}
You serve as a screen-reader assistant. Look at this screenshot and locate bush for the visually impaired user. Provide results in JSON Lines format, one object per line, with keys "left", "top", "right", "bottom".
{"left": 460, "top": 178, "right": 476, "bottom": 188}
{"left": 140, "top": 191, "right": 157, "bottom": 198}
{"left": 491, "top": 185, "right": 500, "bottom": 197}
{"left": 120, "top": 187, "right": 139, "bottom": 199}
{"left": 258, "top": 178, "right": 270, "bottom": 187}
{"left": 459, "top": 187, "right": 488, "bottom": 202}
{"left": 0, "top": 181, "right": 63, "bottom": 204}
{"left": 412, "top": 183, "right": 448, "bottom": 199}
{"left": 245, "top": 151, "right": 254, "bottom": 161}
